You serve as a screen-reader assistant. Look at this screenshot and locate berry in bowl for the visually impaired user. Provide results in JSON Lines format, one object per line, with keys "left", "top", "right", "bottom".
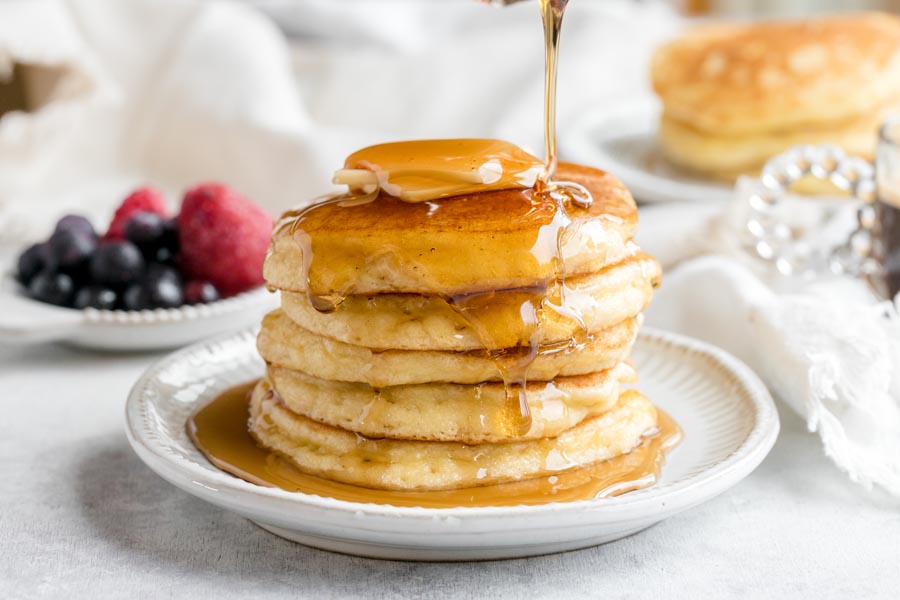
{"left": 2, "top": 183, "right": 277, "bottom": 351}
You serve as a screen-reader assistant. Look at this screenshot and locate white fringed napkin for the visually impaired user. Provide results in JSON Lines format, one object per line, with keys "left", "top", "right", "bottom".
{"left": 641, "top": 196, "right": 900, "bottom": 498}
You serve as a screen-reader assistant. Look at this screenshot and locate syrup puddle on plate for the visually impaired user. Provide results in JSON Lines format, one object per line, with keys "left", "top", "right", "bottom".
{"left": 187, "top": 381, "right": 681, "bottom": 509}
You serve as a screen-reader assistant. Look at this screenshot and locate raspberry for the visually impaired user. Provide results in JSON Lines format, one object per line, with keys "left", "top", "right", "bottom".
{"left": 105, "top": 187, "right": 168, "bottom": 240}
{"left": 178, "top": 183, "right": 272, "bottom": 296}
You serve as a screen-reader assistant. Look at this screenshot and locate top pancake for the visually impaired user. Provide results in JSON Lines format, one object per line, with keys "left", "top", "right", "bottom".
{"left": 265, "top": 163, "right": 637, "bottom": 296}
{"left": 652, "top": 12, "right": 900, "bottom": 135}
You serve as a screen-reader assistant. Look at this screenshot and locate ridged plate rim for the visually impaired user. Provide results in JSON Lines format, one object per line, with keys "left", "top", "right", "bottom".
{"left": 2, "top": 271, "right": 271, "bottom": 324}
{"left": 125, "top": 326, "right": 779, "bottom": 520}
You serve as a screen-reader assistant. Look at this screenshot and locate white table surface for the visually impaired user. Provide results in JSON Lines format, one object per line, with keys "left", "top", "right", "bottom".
{"left": 2, "top": 329, "right": 898, "bottom": 599}
{"left": 3, "top": 2, "right": 897, "bottom": 596}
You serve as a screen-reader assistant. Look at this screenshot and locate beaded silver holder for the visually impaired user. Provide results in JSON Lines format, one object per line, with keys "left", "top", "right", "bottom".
{"left": 746, "top": 144, "right": 878, "bottom": 277}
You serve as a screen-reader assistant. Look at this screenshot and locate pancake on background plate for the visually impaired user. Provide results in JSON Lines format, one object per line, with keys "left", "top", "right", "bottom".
{"left": 651, "top": 12, "right": 900, "bottom": 183}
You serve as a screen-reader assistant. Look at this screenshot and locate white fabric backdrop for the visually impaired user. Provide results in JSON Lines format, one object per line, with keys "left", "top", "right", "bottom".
{"left": 0, "top": 0, "right": 676, "bottom": 240}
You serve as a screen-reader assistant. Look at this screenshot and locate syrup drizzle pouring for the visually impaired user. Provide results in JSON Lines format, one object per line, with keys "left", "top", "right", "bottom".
{"left": 443, "top": 0, "right": 592, "bottom": 436}
{"left": 277, "top": 0, "right": 593, "bottom": 439}
{"left": 540, "top": 0, "right": 565, "bottom": 182}
{"left": 447, "top": 287, "right": 545, "bottom": 436}
{"left": 473, "top": 0, "right": 589, "bottom": 434}
{"left": 537, "top": 0, "right": 592, "bottom": 208}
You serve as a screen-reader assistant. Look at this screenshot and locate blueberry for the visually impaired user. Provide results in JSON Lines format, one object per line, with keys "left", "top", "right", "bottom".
{"left": 54, "top": 214, "right": 96, "bottom": 239}
{"left": 125, "top": 212, "right": 166, "bottom": 255}
{"left": 184, "top": 281, "right": 219, "bottom": 304}
{"left": 16, "top": 242, "right": 53, "bottom": 285}
{"left": 73, "top": 286, "right": 118, "bottom": 310}
{"left": 49, "top": 229, "right": 96, "bottom": 275}
{"left": 147, "top": 277, "right": 183, "bottom": 308}
{"left": 161, "top": 217, "right": 179, "bottom": 252}
{"left": 145, "top": 263, "right": 181, "bottom": 286}
{"left": 27, "top": 271, "right": 74, "bottom": 306}
{"left": 153, "top": 246, "right": 177, "bottom": 266}
{"left": 123, "top": 276, "right": 183, "bottom": 310}
{"left": 122, "top": 283, "right": 150, "bottom": 311}
{"left": 90, "top": 241, "right": 144, "bottom": 287}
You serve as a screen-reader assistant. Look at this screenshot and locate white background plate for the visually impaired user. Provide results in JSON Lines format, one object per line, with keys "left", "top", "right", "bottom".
{"left": 562, "top": 99, "right": 733, "bottom": 204}
{"left": 0, "top": 272, "right": 277, "bottom": 350}
{"left": 125, "top": 327, "right": 778, "bottom": 561}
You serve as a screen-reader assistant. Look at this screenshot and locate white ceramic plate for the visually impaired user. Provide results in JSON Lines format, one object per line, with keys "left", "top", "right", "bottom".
{"left": 562, "top": 99, "right": 732, "bottom": 204}
{"left": 125, "top": 326, "right": 778, "bottom": 561}
{"left": 0, "top": 273, "right": 277, "bottom": 350}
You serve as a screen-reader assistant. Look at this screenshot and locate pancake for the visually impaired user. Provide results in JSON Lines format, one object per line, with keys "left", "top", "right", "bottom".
{"left": 264, "top": 163, "right": 637, "bottom": 297}
{"left": 651, "top": 13, "right": 900, "bottom": 183}
{"left": 651, "top": 13, "right": 900, "bottom": 136}
{"left": 264, "top": 361, "right": 637, "bottom": 443}
{"left": 658, "top": 103, "right": 893, "bottom": 181}
{"left": 278, "top": 253, "right": 660, "bottom": 352}
{"left": 249, "top": 379, "right": 657, "bottom": 491}
{"left": 258, "top": 309, "right": 638, "bottom": 386}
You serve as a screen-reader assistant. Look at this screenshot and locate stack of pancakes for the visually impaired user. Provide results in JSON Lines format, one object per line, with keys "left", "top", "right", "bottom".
{"left": 250, "top": 163, "right": 662, "bottom": 492}
{"left": 652, "top": 12, "right": 900, "bottom": 181}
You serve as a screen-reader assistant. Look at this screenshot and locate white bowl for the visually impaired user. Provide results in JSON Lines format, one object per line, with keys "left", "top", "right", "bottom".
{"left": 0, "top": 274, "right": 277, "bottom": 350}
{"left": 125, "top": 326, "right": 779, "bottom": 561}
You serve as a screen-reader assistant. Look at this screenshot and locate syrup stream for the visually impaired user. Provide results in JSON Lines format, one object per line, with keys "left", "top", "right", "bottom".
{"left": 540, "top": 0, "right": 567, "bottom": 181}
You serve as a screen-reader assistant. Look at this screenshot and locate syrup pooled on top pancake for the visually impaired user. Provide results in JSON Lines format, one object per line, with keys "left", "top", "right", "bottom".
{"left": 266, "top": 139, "right": 641, "bottom": 435}
{"left": 334, "top": 138, "right": 546, "bottom": 202}
{"left": 266, "top": 151, "right": 637, "bottom": 298}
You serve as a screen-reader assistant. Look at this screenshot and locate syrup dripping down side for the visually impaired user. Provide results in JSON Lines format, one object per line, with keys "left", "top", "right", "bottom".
{"left": 280, "top": 185, "right": 591, "bottom": 438}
